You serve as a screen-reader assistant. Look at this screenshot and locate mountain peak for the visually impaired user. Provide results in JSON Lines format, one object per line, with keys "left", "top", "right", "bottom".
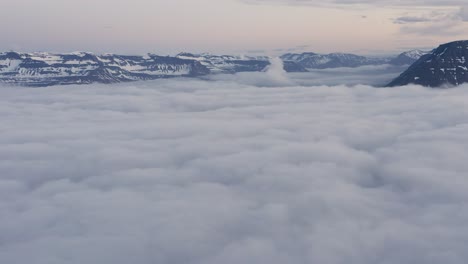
{"left": 401, "top": 50, "right": 427, "bottom": 59}
{"left": 389, "top": 50, "right": 429, "bottom": 66}
{"left": 176, "top": 52, "right": 197, "bottom": 58}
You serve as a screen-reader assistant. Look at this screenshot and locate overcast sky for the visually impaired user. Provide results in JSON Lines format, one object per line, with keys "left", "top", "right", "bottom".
{"left": 1, "top": 0, "right": 467, "bottom": 55}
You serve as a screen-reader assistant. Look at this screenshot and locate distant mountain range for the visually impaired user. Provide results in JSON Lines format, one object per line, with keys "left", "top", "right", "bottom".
{"left": 280, "top": 50, "right": 427, "bottom": 69}
{"left": 0, "top": 49, "right": 427, "bottom": 87}
{"left": 175, "top": 53, "right": 308, "bottom": 73}
{"left": 0, "top": 52, "right": 210, "bottom": 87}
{"left": 388, "top": 40, "right": 468, "bottom": 87}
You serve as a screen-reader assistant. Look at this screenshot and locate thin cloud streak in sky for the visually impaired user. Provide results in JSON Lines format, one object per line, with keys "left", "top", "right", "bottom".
{"left": 394, "top": 16, "right": 432, "bottom": 24}
{"left": 1, "top": 74, "right": 468, "bottom": 263}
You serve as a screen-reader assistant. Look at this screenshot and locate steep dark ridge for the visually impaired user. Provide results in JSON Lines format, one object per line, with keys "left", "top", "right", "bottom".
{"left": 387, "top": 40, "right": 468, "bottom": 87}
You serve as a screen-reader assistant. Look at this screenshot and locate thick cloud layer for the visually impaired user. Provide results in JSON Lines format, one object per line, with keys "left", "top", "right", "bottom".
{"left": 1, "top": 74, "right": 468, "bottom": 264}
{"left": 208, "top": 64, "right": 408, "bottom": 87}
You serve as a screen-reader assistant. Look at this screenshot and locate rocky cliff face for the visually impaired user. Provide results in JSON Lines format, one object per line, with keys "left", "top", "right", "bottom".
{"left": 387, "top": 41, "right": 468, "bottom": 87}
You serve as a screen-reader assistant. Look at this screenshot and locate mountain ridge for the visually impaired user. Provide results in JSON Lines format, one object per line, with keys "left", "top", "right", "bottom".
{"left": 387, "top": 40, "right": 468, "bottom": 87}
{"left": 0, "top": 50, "right": 427, "bottom": 87}
{"left": 281, "top": 50, "right": 426, "bottom": 69}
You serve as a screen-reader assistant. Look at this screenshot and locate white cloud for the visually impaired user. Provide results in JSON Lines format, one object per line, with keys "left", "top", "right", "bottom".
{"left": 1, "top": 74, "right": 468, "bottom": 264}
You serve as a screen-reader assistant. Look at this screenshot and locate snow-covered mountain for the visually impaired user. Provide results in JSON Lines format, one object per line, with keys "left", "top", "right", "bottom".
{"left": 176, "top": 53, "right": 269, "bottom": 74}
{"left": 388, "top": 50, "right": 427, "bottom": 66}
{"left": 281, "top": 52, "right": 389, "bottom": 69}
{"left": 176, "top": 53, "right": 307, "bottom": 73}
{"left": 0, "top": 52, "right": 210, "bottom": 86}
{"left": 388, "top": 40, "right": 468, "bottom": 87}
{"left": 281, "top": 50, "right": 427, "bottom": 69}
{"left": 0, "top": 49, "right": 428, "bottom": 87}
{"left": 0, "top": 52, "right": 309, "bottom": 86}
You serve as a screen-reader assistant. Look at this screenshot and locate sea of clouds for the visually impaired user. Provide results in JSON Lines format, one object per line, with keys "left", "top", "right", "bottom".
{"left": 1, "top": 64, "right": 468, "bottom": 264}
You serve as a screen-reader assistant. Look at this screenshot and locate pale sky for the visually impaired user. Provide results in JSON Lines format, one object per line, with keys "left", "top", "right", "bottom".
{"left": 1, "top": 0, "right": 467, "bottom": 55}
